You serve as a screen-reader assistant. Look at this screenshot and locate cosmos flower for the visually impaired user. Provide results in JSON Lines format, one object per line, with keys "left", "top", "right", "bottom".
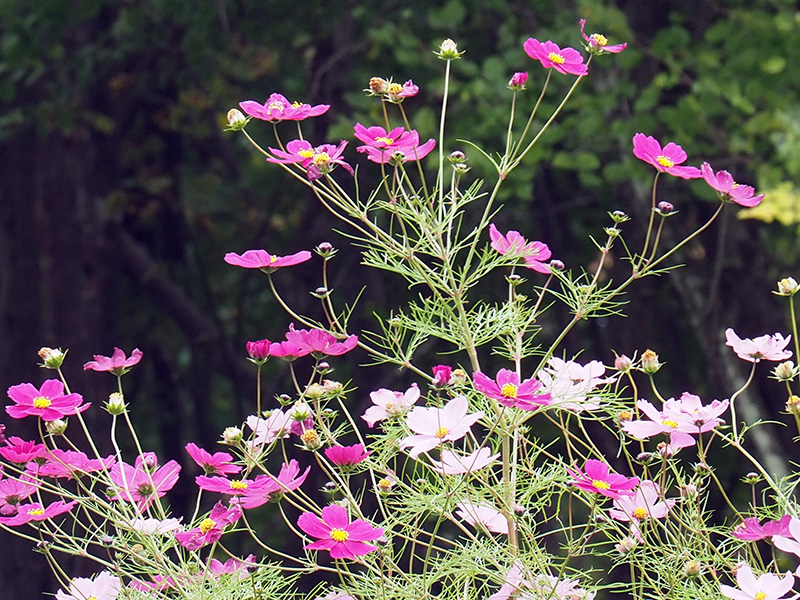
{"left": 454, "top": 500, "right": 510, "bottom": 535}
{"left": 719, "top": 563, "right": 798, "bottom": 600}
{"left": 622, "top": 393, "right": 728, "bottom": 448}
{"left": 0, "top": 499, "right": 78, "bottom": 526}
{"left": 567, "top": 459, "right": 639, "bottom": 499}
{"left": 224, "top": 249, "right": 312, "bottom": 271}
{"left": 362, "top": 383, "right": 420, "bottom": 427}
{"left": 325, "top": 444, "right": 370, "bottom": 467}
{"left": 632, "top": 133, "right": 702, "bottom": 179}
{"left": 235, "top": 459, "right": 309, "bottom": 509}
{"left": 239, "top": 93, "right": 329, "bottom": 122}
{"left": 472, "top": 369, "right": 551, "bottom": 410}
{"left": 6, "top": 380, "right": 89, "bottom": 421}
{"left": 185, "top": 443, "right": 241, "bottom": 476}
{"left": 579, "top": 19, "right": 627, "bottom": 54}
{"left": 399, "top": 395, "right": 484, "bottom": 458}
{"left": 429, "top": 447, "right": 499, "bottom": 475}
{"left": 523, "top": 38, "right": 588, "bottom": 76}
{"left": 488, "top": 224, "right": 552, "bottom": 274}
{"left": 83, "top": 347, "right": 143, "bottom": 374}
{"left": 55, "top": 571, "right": 121, "bottom": 600}
{"left": 284, "top": 325, "right": 358, "bottom": 357}
{"left": 32, "top": 449, "right": 116, "bottom": 479}
{"left": 297, "top": 504, "right": 383, "bottom": 560}
{"left": 701, "top": 162, "right": 765, "bottom": 207}
{"left": 609, "top": 480, "right": 675, "bottom": 539}
{"left": 108, "top": 453, "right": 181, "bottom": 511}
{"left": 268, "top": 139, "right": 353, "bottom": 180}
{"left": 725, "top": 329, "right": 793, "bottom": 363}
{"left": 175, "top": 501, "right": 241, "bottom": 551}
{"left": 733, "top": 515, "right": 791, "bottom": 541}
{"left": 537, "top": 357, "right": 614, "bottom": 412}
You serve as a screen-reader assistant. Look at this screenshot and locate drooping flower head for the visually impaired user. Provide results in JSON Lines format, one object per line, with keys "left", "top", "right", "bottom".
{"left": 399, "top": 395, "right": 484, "bottom": 458}
{"left": 489, "top": 224, "right": 553, "bottom": 273}
{"left": 239, "top": 93, "right": 329, "bottom": 123}
{"left": 284, "top": 324, "right": 358, "bottom": 357}
{"left": 362, "top": 383, "right": 420, "bottom": 427}
{"left": 632, "top": 133, "right": 702, "bottom": 179}
{"left": 83, "top": 347, "right": 143, "bottom": 375}
{"left": 473, "top": 369, "right": 551, "bottom": 411}
{"left": 55, "top": 571, "right": 121, "bottom": 600}
{"left": 579, "top": 19, "right": 627, "bottom": 54}
{"left": 701, "top": 163, "right": 765, "bottom": 207}
{"left": 268, "top": 139, "right": 354, "bottom": 181}
{"left": 224, "top": 249, "right": 312, "bottom": 272}
{"left": 732, "top": 515, "right": 791, "bottom": 541}
{"left": 325, "top": 444, "right": 370, "bottom": 467}
{"left": 6, "top": 380, "right": 89, "bottom": 421}
{"left": 297, "top": 504, "right": 383, "bottom": 560}
{"left": 523, "top": 38, "right": 588, "bottom": 76}
{"left": 719, "top": 563, "right": 798, "bottom": 600}
{"left": 454, "top": 500, "right": 510, "bottom": 535}
{"left": 567, "top": 459, "right": 639, "bottom": 499}
{"left": 185, "top": 442, "right": 241, "bottom": 476}
{"left": 725, "top": 328, "right": 792, "bottom": 363}
{"left": 175, "top": 501, "right": 241, "bottom": 551}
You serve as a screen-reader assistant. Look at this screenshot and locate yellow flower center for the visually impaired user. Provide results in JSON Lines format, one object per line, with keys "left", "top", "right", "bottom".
{"left": 299, "top": 149, "right": 315, "bottom": 159}
{"left": 375, "top": 136, "right": 395, "bottom": 145}
{"left": 229, "top": 480, "right": 248, "bottom": 490}
{"left": 199, "top": 518, "right": 216, "bottom": 533}
{"left": 500, "top": 383, "right": 518, "bottom": 399}
{"left": 313, "top": 152, "right": 331, "bottom": 166}
{"left": 434, "top": 426, "right": 450, "bottom": 439}
{"left": 592, "top": 33, "right": 608, "bottom": 46}
{"left": 268, "top": 101, "right": 284, "bottom": 110}
{"left": 291, "top": 101, "right": 302, "bottom": 108}
{"left": 28, "top": 508, "right": 46, "bottom": 516}
{"left": 32, "top": 396, "right": 51, "bottom": 409}
{"left": 661, "top": 419, "right": 679, "bottom": 429}
{"left": 548, "top": 52, "right": 565, "bottom": 64}
{"left": 330, "top": 528, "right": 349, "bottom": 542}
{"left": 301, "top": 430, "right": 319, "bottom": 445}
{"left": 755, "top": 592, "right": 766, "bottom": 600}
{"left": 388, "top": 83, "right": 402, "bottom": 94}
{"left": 378, "top": 478, "right": 392, "bottom": 488}
{"left": 633, "top": 507, "right": 648, "bottom": 520}
{"left": 592, "top": 480, "right": 611, "bottom": 490}
{"left": 656, "top": 155, "right": 674, "bottom": 168}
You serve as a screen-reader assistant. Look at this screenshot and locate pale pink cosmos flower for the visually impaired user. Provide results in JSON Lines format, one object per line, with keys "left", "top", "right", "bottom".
{"left": 207, "top": 555, "right": 257, "bottom": 578}
{"left": 285, "top": 324, "right": 358, "bottom": 357}
{"left": 473, "top": 369, "right": 551, "bottom": 411}
{"left": 429, "top": 447, "right": 499, "bottom": 475}
{"left": 268, "top": 139, "right": 353, "bottom": 180}
{"left": 362, "top": 383, "right": 420, "bottom": 427}
{"left": 235, "top": 459, "right": 309, "bottom": 509}
{"left": 297, "top": 504, "right": 383, "bottom": 560}
{"left": 239, "top": 93, "right": 330, "bottom": 122}
{"left": 701, "top": 162, "right": 765, "bottom": 207}
{"left": 454, "top": 500, "right": 511, "bottom": 535}
{"left": 609, "top": 481, "right": 675, "bottom": 539}
{"left": 733, "top": 515, "right": 791, "bottom": 541}
{"left": 109, "top": 453, "right": 181, "bottom": 511}
{"left": 246, "top": 410, "right": 292, "bottom": 447}
{"left": 567, "top": 459, "right": 639, "bottom": 499}
{"left": 489, "top": 224, "right": 552, "bottom": 273}
{"left": 579, "top": 19, "right": 627, "bottom": 54}
{"left": 719, "top": 563, "right": 798, "bottom": 600}
{"left": 523, "top": 38, "right": 588, "bottom": 76}
{"left": 399, "top": 395, "right": 484, "bottom": 458}
{"left": 185, "top": 443, "right": 241, "bottom": 476}
{"left": 127, "top": 516, "right": 183, "bottom": 535}
{"left": 175, "top": 501, "right": 241, "bottom": 551}
{"left": 632, "top": 133, "right": 702, "bottom": 179}
{"left": 537, "top": 357, "right": 615, "bottom": 412}
{"left": 725, "top": 328, "right": 793, "bottom": 363}
{"left": 490, "top": 562, "right": 596, "bottom": 600}
{"left": 6, "top": 380, "right": 89, "bottom": 421}
{"left": 0, "top": 499, "right": 77, "bottom": 526}
{"left": 55, "top": 571, "right": 121, "bottom": 600}
{"left": 357, "top": 129, "right": 436, "bottom": 164}
{"left": 622, "top": 393, "right": 728, "bottom": 448}
{"left": 325, "top": 444, "right": 370, "bottom": 467}
{"left": 83, "top": 347, "right": 143, "bottom": 374}
{"left": 224, "top": 249, "right": 312, "bottom": 271}
{"left": 772, "top": 516, "right": 800, "bottom": 560}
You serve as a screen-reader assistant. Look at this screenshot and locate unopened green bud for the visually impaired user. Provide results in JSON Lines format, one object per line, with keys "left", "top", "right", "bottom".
{"left": 105, "top": 392, "right": 127, "bottom": 415}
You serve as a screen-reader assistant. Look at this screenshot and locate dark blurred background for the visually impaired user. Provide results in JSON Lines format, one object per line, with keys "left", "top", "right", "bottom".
{"left": 1, "top": 0, "right": 799, "bottom": 595}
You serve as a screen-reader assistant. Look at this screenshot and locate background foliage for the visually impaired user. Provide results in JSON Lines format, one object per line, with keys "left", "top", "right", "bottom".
{"left": 1, "top": 0, "right": 798, "bottom": 595}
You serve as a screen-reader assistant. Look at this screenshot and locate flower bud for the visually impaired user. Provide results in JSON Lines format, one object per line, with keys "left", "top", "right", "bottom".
{"left": 246, "top": 339, "right": 271, "bottom": 362}
{"left": 38, "top": 347, "right": 67, "bottom": 369}
{"left": 776, "top": 277, "right": 799, "bottom": 296}
{"left": 448, "top": 150, "right": 466, "bottom": 164}
{"left": 656, "top": 442, "right": 674, "bottom": 458}
{"left": 609, "top": 210, "right": 630, "bottom": 224}
{"left": 221, "top": 426, "right": 243, "bottom": 445}
{"left": 305, "top": 383, "right": 325, "bottom": 399}
{"left": 453, "top": 162, "right": 470, "bottom": 174}
{"left": 604, "top": 226, "right": 621, "bottom": 238}
{"left": 315, "top": 242, "right": 337, "bottom": 259}
{"left": 291, "top": 401, "right": 312, "bottom": 421}
{"left": 742, "top": 472, "right": 760, "bottom": 484}
{"left": 639, "top": 349, "right": 661, "bottom": 374}
{"left": 614, "top": 354, "right": 632, "bottom": 373}
{"left": 786, "top": 395, "right": 800, "bottom": 415}
{"left": 684, "top": 560, "right": 702, "bottom": 577}
{"left": 693, "top": 462, "right": 712, "bottom": 475}
{"left": 432, "top": 365, "right": 453, "bottom": 388}
{"left": 507, "top": 72, "right": 528, "bottom": 90}
{"left": 513, "top": 503, "right": 527, "bottom": 516}
{"left": 105, "top": 392, "right": 127, "bottom": 416}
{"left": 618, "top": 410, "right": 632, "bottom": 423}
{"left": 655, "top": 201, "right": 674, "bottom": 215}
{"left": 635, "top": 451, "right": 653, "bottom": 464}
{"left": 680, "top": 483, "right": 698, "bottom": 499}
{"left": 451, "top": 369, "right": 467, "bottom": 384}
{"left": 367, "top": 77, "right": 390, "bottom": 95}
{"left": 300, "top": 429, "right": 322, "bottom": 450}
{"left": 377, "top": 476, "right": 395, "bottom": 493}
{"left": 322, "top": 379, "right": 343, "bottom": 394}
{"left": 225, "top": 109, "right": 248, "bottom": 131}
{"left": 312, "top": 286, "right": 330, "bottom": 299}
{"left": 437, "top": 38, "right": 462, "bottom": 59}
{"left": 549, "top": 259, "right": 565, "bottom": 271}
{"left": 323, "top": 481, "right": 337, "bottom": 492}
{"left": 46, "top": 419, "right": 68, "bottom": 436}
{"left": 772, "top": 361, "right": 798, "bottom": 382}
{"left": 615, "top": 536, "right": 637, "bottom": 554}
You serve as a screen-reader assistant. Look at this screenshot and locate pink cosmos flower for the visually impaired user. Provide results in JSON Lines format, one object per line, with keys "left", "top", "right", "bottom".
{"left": 268, "top": 139, "right": 354, "bottom": 180}
{"left": 83, "top": 347, "right": 143, "bottom": 374}
{"left": 356, "top": 128, "right": 436, "bottom": 164}
{"left": 55, "top": 571, "right": 121, "bottom": 600}
{"left": 508, "top": 72, "right": 528, "bottom": 90}
{"left": 239, "top": 93, "right": 330, "bottom": 122}
{"left": 32, "top": 449, "right": 115, "bottom": 479}
{"left": 719, "top": 563, "right": 798, "bottom": 600}
{"left": 195, "top": 474, "right": 255, "bottom": 496}
{"left": 472, "top": 369, "right": 551, "bottom": 411}
{"left": 0, "top": 499, "right": 77, "bottom": 526}
{"left": 537, "top": 357, "right": 614, "bottom": 412}
{"left": 235, "top": 459, "right": 309, "bottom": 509}
{"left": 362, "top": 383, "right": 420, "bottom": 427}
{"left": 224, "top": 249, "right": 312, "bottom": 271}
{"left": 297, "top": 504, "right": 383, "bottom": 560}
{"left": 285, "top": 324, "right": 358, "bottom": 357}
{"left": 6, "top": 380, "right": 89, "bottom": 421}
{"left": 246, "top": 339, "right": 271, "bottom": 361}
{"left": 268, "top": 339, "right": 310, "bottom": 360}
{"left": 454, "top": 500, "right": 511, "bottom": 535}
{"left": 0, "top": 436, "right": 49, "bottom": 463}
{"left": 488, "top": 224, "right": 552, "bottom": 273}
{"left": 725, "top": 329, "right": 793, "bottom": 363}
{"left": 567, "top": 459, "right": 639, "bottom": 499}
{"left": 386, "top": 80, "right": 419, "bottom": 102}
{"left": 109, "top": 453, "right": 181, "bottom": 511}
{"left": 429, "top": 447, "right": 499, "bottom": 475}
{"left": 246, "top": 410, "right": 293, "bottom": 446}
{"left": 175, "top": 501, "right": 241, "bottom": 551}
{"left": 207, "top": 555, "right": 257, "bottom": 578}
{"left": 733, "top": 515, "right": 791, "bottom": 541}
{"left": 0, "top": 474, "right": 37, "bottom": 514}
{"left": 129, "top": 575, "right": 176, "bottom": 592}
{"left": 622, "top": 393, "right": 729, "bottom": 449}
{"left": 701, "top": 163, "right": 765, "bottom": 207}
{"left": 579, "top": 19, "right": 627, "bottom": 54}
{"left": 399, "top": 395, "right": 484, "bottom": 458}
{"left": 523, "top": 38, "right": 588, "bottom": 76}
{"left": 632, "top": 133, "right": 702, "bottom": 179}
{"left": 325, "top": 444, "right": 370, "bottom": 467}
{"left": 185, "top": 442, "right": 241, "bottom": 476}
{"left": 490, "top": 563, "right": 596, "bottom": 600}
{"left": 609, "top": 481, "right": 675, "bottom": 538}
{"left": 431, "top": 365, "right": 453, "bottom": 388}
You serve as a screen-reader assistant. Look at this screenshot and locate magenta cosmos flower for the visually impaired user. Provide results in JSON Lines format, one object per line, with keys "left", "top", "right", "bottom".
{"left": 523, "top": 38, "right": 588, "bottom": 76}
{"left": 109, "top": 453, "right": 181, "bottom": 511}
{"left": 362, "top": 383, "right": 420, "bottom": 427}
{"left": 83, "top": 347, "right": 143, "bottom": 374}
{"left": 0, "top": 475, "right": 37, "bottom": 513}
{"left": 0, "top": 436, "right": 48, "bottom": 463}
{"left": 175, "top": 501, "right": 241, "bottom": 551}
{"left": 567, "top": 459, "right": 639, "bottom": 499}
{"left": 719, "top": 563, "right": 798, "bottom": 600}
{"left": 725, "top": 328, "right": 792, "bottom": 363}
{"left": 246, "top": 339, "right": 271, "bottom": 361}
{"left": 285, "top": 324, "right": 358, "bottom": 357}
{"left": 508, "top": 72, "right": 528, "bottom": 90}
{"left": 632, "top": 133, "right": 702, "bottom": 179}
{"left": 195, "top": 474, "right": 255, "bottom": 496}
{"left": 472, "top": 369, "right": 551, "bottom": 411}
{"left": 733, "top": 515, "right": 791, "bottom": 541}
{"left": 185, "top": 442, "right": 241, "bottom": 476}
{"left": 701, "top": 163, "right": 765, "bottom": 207}
{"left": 297, "top": 504, "right": 383, "bottom": 560}
{"left": 579, "top": 19, "right": 627, "bottom": 54}
{"left": 268, "top": 139, "right": 354, "bottom": 180}
{"left": 239, "top": 93, "right": 330, "bottom": 123}
{"left": 325, "top": 444, "right": 370, "bottom": 467}
{"left": 235, "top": 459, "right": 309, "bottom": 509}
{"left": 55, "top": 571, "right": 121, "bottom": 600}
{"left": 399, "top": 395, "right": 484, "bottom": 458}
{"left": 0, "top": 499, "right": 77, "bottom": 526}
{"left": 6, "top": 379, "right": 89, "bottom": 421}
{"left": 33, "top": 449, "right": 115, "bottom": 479}
{"left": 224, "top": 249, "right": 312, "bottom": 272}
{"left": 354, "top": 126, "right": 436, "bottom": 165}
{"left": 489, "top": 224, "right": 552, "bottom": 273}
